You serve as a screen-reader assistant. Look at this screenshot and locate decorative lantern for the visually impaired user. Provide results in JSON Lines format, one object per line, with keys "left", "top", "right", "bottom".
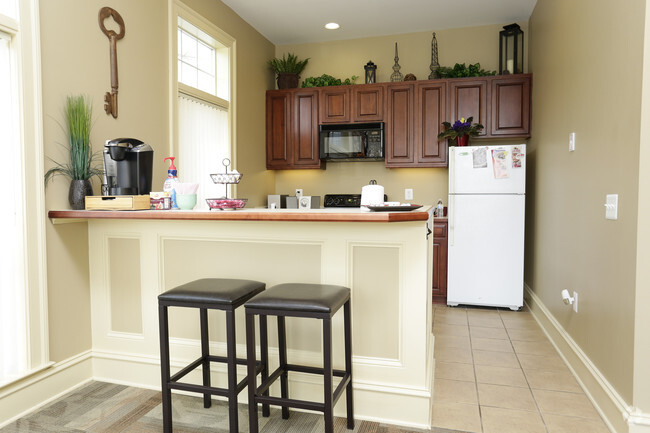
{"left": 499, "top": 23, "right": 524, "bottom": 75}
{"left": 364, "top": 61, "right": 377, "bottom": 84}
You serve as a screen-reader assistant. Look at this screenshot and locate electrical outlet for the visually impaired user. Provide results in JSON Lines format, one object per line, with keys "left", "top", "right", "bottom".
{"left": 405, "top": 188, "right": 413, "bottom": 200}
{"left": 573, "top": 291, "right": 579, "bottom": 313}
{"left": 569, "top": 132, "right": 576, "bottom": 152}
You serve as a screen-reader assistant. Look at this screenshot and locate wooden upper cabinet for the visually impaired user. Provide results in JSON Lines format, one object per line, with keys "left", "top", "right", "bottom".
{"left": 449, "top": 79, "right": 488, "bottom": 136}
{"left": 414, "top": 81, "right": 447, "bottom": 166}
{"left": 292, "top": 89, "right": 321, "bottom": 168}
{"left": 320, "top": 87, "right": 350, "bottom": 123}
{"left": 490, "top": 74, "right": 531, "bottom": 137}
{"left": 266, "top": 89, "right": 321, "bottom": 170}
{"left": 266, "top": 90, "right": 292, "bottom": 169}
{"left": 385, "top": 83, "right": 415, "bottom": 167}
{"left": 352, "top": 84, "right": 384, "bottom": 122}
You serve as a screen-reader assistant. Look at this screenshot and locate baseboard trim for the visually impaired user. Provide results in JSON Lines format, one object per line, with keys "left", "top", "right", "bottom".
{"left": 91, "top": 348, "right": 432, "bottom": 428}
{"left": 0, "top": 350, "right": 93, "bottom": 428}
{"left": 525, "top": 284, "right": 650, "bottom": 433}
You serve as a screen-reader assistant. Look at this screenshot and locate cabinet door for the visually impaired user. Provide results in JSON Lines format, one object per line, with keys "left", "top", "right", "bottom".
{"left": 266, "top": 90, "right": 292, "bottom": 169}
{"left": 415, "top": 81, "right": 447, "bottom": 166}
{"left": 385, "top": 84, "right": 414, "bottom": 167}
{"left": 352, "top": 84, "right": 384, "bottom": 122}
{"left": 292, "top": 90, "right": 321, "bottom": 168}
{"left": 432, "top": 220, "right": 448, "bottom": 304}
{"left": 490, "top": 75, "right": 531, "bottom": 137}
{"left": 449, "top": 79, "right": 488, "bottom": 136}
{"left": 320, "top": 87, "right": 350, "bottom": 123}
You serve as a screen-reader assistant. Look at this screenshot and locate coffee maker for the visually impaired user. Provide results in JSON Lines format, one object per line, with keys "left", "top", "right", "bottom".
{"left": 103, "top": 138, "right": 154, "bottom": 196}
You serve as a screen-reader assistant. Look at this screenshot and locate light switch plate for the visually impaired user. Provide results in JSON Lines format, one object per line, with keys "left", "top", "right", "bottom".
{"left": 569, "top": 132, "right": 576, "bottom": 152}
{"left": 605, "top": 194, "right": 618, "bottom": 220}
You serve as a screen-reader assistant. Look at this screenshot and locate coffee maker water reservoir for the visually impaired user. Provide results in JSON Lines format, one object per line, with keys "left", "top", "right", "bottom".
{"left": 103, "top": 138, "right": 154, "bottom": 196}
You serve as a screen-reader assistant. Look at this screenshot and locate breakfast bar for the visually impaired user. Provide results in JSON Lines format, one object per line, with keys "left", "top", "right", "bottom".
{"left": 48, "top": 207, "right": 435, "bottom": 428}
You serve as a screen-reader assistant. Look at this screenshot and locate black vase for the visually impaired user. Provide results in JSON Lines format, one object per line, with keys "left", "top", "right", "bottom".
{"left": 68, "top": 179, "right": 93, "bottom": 210}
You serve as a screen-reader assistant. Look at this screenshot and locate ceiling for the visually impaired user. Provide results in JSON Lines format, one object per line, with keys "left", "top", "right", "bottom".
{"left": 221, "top": 0, "right": 538, "bottom": 46}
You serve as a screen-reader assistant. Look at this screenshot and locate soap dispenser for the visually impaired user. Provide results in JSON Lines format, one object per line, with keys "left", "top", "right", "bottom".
{"left": 163, "top": 157, "right": 179, "bottom": 209}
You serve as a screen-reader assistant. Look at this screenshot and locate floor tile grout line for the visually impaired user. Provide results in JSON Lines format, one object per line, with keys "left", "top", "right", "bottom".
{"left": 500, "top": 307, "right": 551, "bottom": 433}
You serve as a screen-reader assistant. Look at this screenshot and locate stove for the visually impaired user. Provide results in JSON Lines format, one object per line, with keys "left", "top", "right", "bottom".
{"left": 324, "top": 193, "right": 388, "bottom": 208}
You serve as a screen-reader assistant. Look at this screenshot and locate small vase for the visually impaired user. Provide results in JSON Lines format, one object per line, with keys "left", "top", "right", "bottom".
{"left": 456, "top": 135, "right": 470, "bottom": 147}
{"left": 69, "top": 179, "right": 93, "bottom": 210}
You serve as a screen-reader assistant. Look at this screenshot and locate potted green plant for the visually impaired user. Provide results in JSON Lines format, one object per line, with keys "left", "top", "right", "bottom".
{"left": 438, "top": 117, "right": 484, "bottom": 146}
{"left": 45, "top": 95, "right": 103, "bottom": 209}
{"left": 268, "top": 53, "right": 310, "bottom": 89}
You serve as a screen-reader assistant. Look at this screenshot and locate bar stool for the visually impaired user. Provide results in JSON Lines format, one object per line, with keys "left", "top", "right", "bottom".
{"left": 244, "top": 283, "right": 354, "bottom": 433}
{"left": 158, "top": 278, "right": 268, "bottom": 433}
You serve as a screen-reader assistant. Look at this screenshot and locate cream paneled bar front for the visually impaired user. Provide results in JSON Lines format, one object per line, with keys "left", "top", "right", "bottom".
{"left": 49, "top": 207, "right": 435, "bottom": 428}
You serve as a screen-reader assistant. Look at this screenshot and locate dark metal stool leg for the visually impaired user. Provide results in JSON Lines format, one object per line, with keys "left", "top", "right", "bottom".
{"left": 344, "top": 300, "right": 354, "bottom": 429}
{"left": 260, "top": 314, "right": 270, "bottom": 417}
{"left": 246, "top": 311, "right": 259, "bottom": 433}
{"left": 199, "top": 308, "right": 211, "bottom": 409}
{"left": 159, "top": 304, "right": 173, "bottom": 433}
{"left": 225, "top": 310, "right": 238, "bottom": 433}
{"left": 323, "top": 317, "right": 334, "bottom": 433}
{"left": 277, "top": 316, "right": 290, "bottom": 419}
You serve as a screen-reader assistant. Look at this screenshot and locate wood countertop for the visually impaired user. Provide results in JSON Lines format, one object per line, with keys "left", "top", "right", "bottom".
{"left": 48, "top": 206, "right": 433, "bottom": 224}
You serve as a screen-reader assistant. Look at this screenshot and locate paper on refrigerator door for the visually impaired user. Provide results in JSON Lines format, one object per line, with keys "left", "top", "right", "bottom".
{"left": 512, "top": 146, "right": 524, "bottom": 168}
{"left": 492, "top": 148, "right": 509, "bottom": 179}
{"left": 472, "top": 147, "right": 488, "bottom": 168}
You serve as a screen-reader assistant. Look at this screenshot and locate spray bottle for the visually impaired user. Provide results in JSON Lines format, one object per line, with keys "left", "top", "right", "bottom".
{"left": 163, "top": 157, "right": 180, "bottom": 209}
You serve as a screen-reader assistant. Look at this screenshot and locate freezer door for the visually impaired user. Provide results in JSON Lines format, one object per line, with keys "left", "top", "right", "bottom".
{"left": 447, "top": 194, "right": 525, "bottom": 309}
{"left": 450, "top": 144, "right": 526, "bottom": 194}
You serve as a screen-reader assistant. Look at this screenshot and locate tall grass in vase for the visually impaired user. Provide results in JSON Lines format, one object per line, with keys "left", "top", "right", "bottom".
{"left": 45, "top": 95, "right": 103, "bottom": 209}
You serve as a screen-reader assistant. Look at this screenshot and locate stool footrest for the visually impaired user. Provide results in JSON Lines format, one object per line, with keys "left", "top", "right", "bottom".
{"left": 255, "top": 395, "right": 325, "bottom": 413}
{"left": 168, "top": 355, "right": 264, "bottom": 397}
{"left": 255, "top": 365, "right": 351, "bottom": 410}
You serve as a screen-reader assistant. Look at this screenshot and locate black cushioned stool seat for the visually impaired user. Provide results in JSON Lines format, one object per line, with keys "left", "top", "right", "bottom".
{"left": 158, "top": 278, "right": 268, "bottom": 433}
{"left": 245, "top": 283, "right": 354, "bottom": 433}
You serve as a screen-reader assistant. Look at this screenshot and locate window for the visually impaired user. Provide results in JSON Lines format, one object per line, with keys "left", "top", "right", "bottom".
{"left": 173, "top": 3, "right": 234, "bottom": 209}
{"left": 0, "top": 0, "right": 49, "bottom": 387}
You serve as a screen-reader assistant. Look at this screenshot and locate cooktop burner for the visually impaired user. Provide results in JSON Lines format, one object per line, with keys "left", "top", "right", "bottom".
{"left": 324, "top": 194, "right": 387, "bottom": 207}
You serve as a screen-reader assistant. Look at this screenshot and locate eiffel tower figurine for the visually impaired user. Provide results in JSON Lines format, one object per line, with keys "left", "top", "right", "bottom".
{"left": 390, "top": 42, "right": 403, "bottom": 82}
{"left": 428, "top": 32, "right": 440, "bottom": 79}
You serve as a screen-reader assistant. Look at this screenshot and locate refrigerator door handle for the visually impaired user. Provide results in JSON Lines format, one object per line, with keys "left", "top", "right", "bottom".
{"left": 448, "top": 194, "right": 454, "bottom": 246}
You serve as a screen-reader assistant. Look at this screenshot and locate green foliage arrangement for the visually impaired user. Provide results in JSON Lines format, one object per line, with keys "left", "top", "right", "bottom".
{"left": 435, "top": 63, "right": 496, "bottom": 78}
{"left": 301, "top": 74, "right": 359, "bottom": 88}
{"left": 267, "top": 53, "right": 310, "bottom": 75}
{"left": 45, "top": 95, "right": 103, "bottom": 185}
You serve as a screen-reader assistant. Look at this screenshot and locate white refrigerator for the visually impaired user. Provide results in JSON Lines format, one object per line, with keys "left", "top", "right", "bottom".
{"left": 447, "top": 144, "right": 526, "bottom": 310}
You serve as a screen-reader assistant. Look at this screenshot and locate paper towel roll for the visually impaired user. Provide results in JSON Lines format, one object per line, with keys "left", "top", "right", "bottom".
{"left": 361, "top": 180, "right": 384, "bottom": 206}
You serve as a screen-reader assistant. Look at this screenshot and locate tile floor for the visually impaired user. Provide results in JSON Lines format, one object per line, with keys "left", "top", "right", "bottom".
{"left": 431, "top": 304, "right": 612, "bottom": 433}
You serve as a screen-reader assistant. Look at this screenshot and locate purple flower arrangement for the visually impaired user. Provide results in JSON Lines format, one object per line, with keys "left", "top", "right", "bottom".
{"left": 438, "top": 116, "right": 484, "bottom": 140}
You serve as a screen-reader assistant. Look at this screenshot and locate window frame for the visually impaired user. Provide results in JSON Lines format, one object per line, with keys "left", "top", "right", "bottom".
{"left": 0, "top": 0, "right": 51, "bottom": 388}
{"left": 169, "top": 0, "right": 237, "bottom": 191}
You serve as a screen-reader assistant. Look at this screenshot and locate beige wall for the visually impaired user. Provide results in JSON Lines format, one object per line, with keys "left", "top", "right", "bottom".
{"left": 273, "top": 24, "right": 528, "bottom": 203}
{"left": 41, "top": 0, "right": 273, "bottom": 361}
{"left": 528, "top": 0, "right": 644, "bottom": 403}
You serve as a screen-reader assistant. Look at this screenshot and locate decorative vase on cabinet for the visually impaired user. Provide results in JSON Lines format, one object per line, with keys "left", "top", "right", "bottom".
{"left": 69, "top": 179, "right": 93, "bottom": 210}
{"left": 456, "top": 135, "right": 469, "bottom": 147}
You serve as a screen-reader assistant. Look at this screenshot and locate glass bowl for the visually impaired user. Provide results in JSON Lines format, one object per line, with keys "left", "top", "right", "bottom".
{"left": 205, "top": 198, "right": 248, "bottom": 210}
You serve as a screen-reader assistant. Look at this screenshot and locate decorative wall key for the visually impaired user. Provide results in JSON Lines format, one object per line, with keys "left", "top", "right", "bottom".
{"left": 98, "top": 7, "right": 125, "bottom": 118}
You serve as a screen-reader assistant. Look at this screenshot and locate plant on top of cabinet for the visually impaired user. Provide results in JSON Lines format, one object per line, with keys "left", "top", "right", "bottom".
{"left": 435, "top": 63, "right": 496, "bottom": 78}
{"left": 302, "top": 74, "right": 358, "bottom": 87}
{"left": 44, "top": 95, "right": 103, "bottom": 209}
{"left": 268, "top": 53, "right": 310, "bottom": 89}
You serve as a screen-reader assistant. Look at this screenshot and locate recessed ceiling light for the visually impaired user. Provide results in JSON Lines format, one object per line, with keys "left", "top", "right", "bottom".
{"left": 325, "top": 22, "right": 340, "bottom": 30}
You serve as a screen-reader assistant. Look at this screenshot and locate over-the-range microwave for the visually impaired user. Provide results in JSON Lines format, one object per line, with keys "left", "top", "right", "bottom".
{"left": 319, "top": 122, "right": 384, "bottom": 161}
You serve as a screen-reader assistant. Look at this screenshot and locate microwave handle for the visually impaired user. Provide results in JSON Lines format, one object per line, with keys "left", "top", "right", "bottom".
{"left": 362, "top": 133, "right": 368, "bottom": 155}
